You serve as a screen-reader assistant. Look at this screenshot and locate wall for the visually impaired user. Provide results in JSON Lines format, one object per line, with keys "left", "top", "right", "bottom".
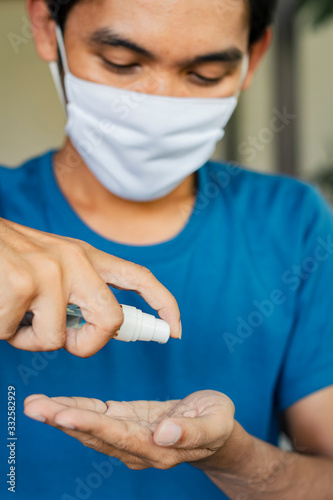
{"left": 298, "top": 15, "right": 333, "bottom": 178}
{"left": 0, "top": 0, "right": 65, "bottom": 167}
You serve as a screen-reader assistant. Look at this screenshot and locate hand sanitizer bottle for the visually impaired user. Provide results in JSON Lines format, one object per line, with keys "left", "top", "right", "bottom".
{"left": 20, "top": 305, "right": 171, "bottom": 344}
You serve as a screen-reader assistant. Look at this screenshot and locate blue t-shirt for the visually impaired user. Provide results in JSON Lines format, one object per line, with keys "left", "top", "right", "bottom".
{"left": 1, "top": 151, "right": 333, "bottom": 500}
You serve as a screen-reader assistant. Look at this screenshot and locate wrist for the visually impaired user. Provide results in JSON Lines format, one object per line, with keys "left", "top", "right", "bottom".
{"left": 193, "top": 421, "right": 256, "bottom": 476}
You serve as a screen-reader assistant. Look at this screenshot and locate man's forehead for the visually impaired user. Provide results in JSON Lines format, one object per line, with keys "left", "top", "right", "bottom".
{"left": 70, "top": 0, "right": 249, "bottom": 20}
{"left": 68, "top": 0, "right": 249, "bottom": 42}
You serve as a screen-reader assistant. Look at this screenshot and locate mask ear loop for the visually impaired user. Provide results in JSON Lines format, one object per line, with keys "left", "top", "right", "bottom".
{"left": 48, "top": 25, "right": 70, "bottom": 116}
{"left": 54, "top": 25, "right": 70, "bottom": 74}
{"left": 49, "top": 61, "right": 67, "bottom": 116}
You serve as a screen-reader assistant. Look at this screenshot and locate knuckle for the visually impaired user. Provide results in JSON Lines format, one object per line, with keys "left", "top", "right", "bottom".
{"left": 9, "top": 270, "right": 35, "bottom": 299}
{"left": 71, "top": 340, "right": 106, "bottom": 358}
{"left": 136, "top": 265, "right": 155, "bottom": 290}
{"left": 64, "top": 241, "right": 88, "bottom": 261}
{"left": 71, "top": 346, "right": 95, "bottom": 359}
{"left": 40, "top": 255, "right": 62, "bottom": 281}
{"left": 71, "top": 238, "right": 91, "bottom": 252}
{"left": 139, "top": 265, "right": 152, "bottom": 276}
{"left": 45, "top": 336, "right": 66, "bottom": 351}
{"left": 34, "top": 337, "right": 65, "bottom": 352}
{"left": 139, "top": 265, "right": 153, "bottom": 279}
{"left": 1, "top": 329, "right": 16, "bottom": 341}
{"left": 138, "top": 264, "right": 153, "bottom": 278}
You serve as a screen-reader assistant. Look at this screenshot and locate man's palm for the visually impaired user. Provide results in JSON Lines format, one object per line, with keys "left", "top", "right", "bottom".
{"left": 24, "top": 391, "right": 235, "bottom": 470}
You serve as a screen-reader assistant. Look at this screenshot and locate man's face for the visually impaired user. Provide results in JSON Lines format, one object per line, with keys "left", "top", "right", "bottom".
{"left": 60, "top": 0, "right": 250, "bottom": 97}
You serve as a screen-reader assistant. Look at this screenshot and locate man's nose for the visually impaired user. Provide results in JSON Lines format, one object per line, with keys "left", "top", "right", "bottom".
{"left": 136, "top": 69, "right": 184, "bottom": 97}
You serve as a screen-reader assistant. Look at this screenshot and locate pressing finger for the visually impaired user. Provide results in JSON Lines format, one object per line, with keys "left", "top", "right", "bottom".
{"left": 86, "top": 250, "right": 182, "bottom": 339}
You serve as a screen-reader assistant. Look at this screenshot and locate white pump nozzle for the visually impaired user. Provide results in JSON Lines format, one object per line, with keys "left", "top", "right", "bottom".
{"left": 116, "top": 305, "right": 171, "bottom": 344}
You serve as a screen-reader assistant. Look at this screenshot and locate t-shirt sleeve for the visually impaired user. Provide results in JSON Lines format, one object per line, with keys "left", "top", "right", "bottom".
{"left": 277, "top": 185, "right": 333, "bottom": 412}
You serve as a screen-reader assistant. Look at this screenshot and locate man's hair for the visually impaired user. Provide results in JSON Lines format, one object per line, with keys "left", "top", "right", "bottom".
{"left": 46, "top": 0, "right": 278, "bottom": 45}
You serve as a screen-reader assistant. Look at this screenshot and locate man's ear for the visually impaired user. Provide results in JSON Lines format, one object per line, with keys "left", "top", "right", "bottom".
{"left": 241, "top": 28, "right": 273, "bottom": 91}
{"left": 26, "top": 0, "right": 58, "bottom": 62}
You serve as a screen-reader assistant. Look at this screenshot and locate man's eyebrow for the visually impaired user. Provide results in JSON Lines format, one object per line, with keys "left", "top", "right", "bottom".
{"left": 89, "top": 28, "right": 243, "bottom": 66}
{"left": 184, "top": 48, "right": 243, "bottom": 66}
{"left": 89, "top": 28, "right": 155, "bottom": 59}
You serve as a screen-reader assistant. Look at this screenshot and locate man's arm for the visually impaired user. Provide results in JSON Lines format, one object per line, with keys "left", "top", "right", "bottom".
{"left": 196, "top": 386, "right": 333, "bottom": 499}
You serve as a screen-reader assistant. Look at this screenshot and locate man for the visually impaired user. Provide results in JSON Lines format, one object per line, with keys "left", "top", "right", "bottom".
{"left": 1, "top": 0, "right": 333, "bottom": 499}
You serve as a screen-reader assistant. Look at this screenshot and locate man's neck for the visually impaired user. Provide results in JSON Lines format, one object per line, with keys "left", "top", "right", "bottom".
{"left": 53, "top": 140, "right": 197, "bottom": 246}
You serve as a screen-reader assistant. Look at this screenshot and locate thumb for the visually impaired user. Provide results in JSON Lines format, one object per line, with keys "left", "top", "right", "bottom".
{"left": 153, "top": 391, "right": 235, "bottom": 449}
{"left": 153, "top": 413, "right": 233, "bottom": 450}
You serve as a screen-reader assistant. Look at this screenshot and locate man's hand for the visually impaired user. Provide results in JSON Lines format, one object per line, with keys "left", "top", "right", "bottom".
{"left": 23, "top": 390, "right": 333, "bottom": 499}
{"left": 24, "top": 390, "right": 235, "bottom": 470}
{"left": 0, "top": 218, "right": 181, "bottom": 357}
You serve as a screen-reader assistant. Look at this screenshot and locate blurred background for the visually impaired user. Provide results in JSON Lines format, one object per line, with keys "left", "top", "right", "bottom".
{"left": 0, "top": 0, "right": 332, "bottom": 190}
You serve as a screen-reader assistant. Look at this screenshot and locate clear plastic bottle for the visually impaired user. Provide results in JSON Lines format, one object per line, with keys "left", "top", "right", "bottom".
{"left": 20, "top": 305, "right": 170, "bottom": 344}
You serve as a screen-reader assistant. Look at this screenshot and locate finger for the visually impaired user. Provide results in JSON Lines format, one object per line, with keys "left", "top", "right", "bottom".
{"left": 23, "top": 396, "right": 114, "bottom": 436}
{"left": 24, "top": 394, "right": 49, "bottom": 405}
{"left": 153, "top": 391, "right": 235, "bottom": 449}
{"left": 85, "top": 249, "right": 181, "bottom": 339}
{"left": 52, "top": 408, "right": 130, "bottom": 441}
{"left": 9, "top": 287, "right": 67, "bottom": 352}
{"left": 65, "top": 270, "right": 124, "bottom": 357}
{"left": 24, "top": 395, "right": 118, "bottom": 455}
{"left": 0, "top": 263, "right": 36, "bottom": 341}
{"left": 30, "top": 403, "right": 147, "bottom": 456}
{"left": 51, "top": 396, "right": 109, "bottom": 412}
{"left": 24, "top": 395, "right": 108, "bottom": 419}
{"left": 48, "top": 407, "right": 165, "bottom": 464}
{"left": 23, "top": 396, "right": 178, "bottom": 469}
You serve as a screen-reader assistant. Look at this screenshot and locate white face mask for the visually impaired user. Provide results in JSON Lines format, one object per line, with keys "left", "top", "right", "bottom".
{"left": 51, "top": 26, "right": 249, "bottom": 202}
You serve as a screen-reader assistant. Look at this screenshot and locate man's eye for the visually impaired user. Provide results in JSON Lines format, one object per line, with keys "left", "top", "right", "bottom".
{"left": 102, "top": 58, "right": 139, "bottom": 73}
{"left": 189, "top": 72, "right": 224, "bottom": 86}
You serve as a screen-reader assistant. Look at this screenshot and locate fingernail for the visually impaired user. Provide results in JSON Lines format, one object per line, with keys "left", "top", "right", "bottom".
{"left": 178, "top": 321, "right": 182, "bottom": 340}
{"left": 155, "top": 422, "right": 182, "bottom": 446}
{"left": 55, "top": 420, "right": 76, "bottom": 430}
{"left": 25, "top": 412, "right": 46, "bottom": 423}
